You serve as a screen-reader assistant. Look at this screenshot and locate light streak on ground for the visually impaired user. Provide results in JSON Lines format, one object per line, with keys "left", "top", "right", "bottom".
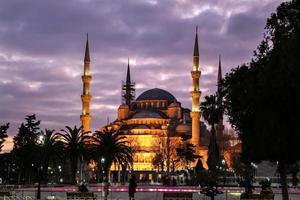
{"left": 13, "top": 186, "right": 300, "bottom": 194}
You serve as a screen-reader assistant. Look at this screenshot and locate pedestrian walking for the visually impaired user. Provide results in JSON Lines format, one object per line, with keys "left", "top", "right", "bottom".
{"left": 128, "top": 174, "right": 137, "bottom": 200}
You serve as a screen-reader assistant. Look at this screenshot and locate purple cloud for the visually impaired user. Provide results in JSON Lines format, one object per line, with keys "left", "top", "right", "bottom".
{"left": 0, "top": 0, "right": 285, "bottom": 144}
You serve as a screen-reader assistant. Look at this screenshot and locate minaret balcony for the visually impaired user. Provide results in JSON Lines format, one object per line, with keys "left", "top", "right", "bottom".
{"left": 191, "top": 71, "right": 201, "bottom": 78}
{"left": 82, "top": 75, "right": 92, "bottom": 82}
{"left": 81, "top": 95, "right": 91, "bottom": 102}
{"left": 190, "top": 90, "right": 201, "bottom": 98}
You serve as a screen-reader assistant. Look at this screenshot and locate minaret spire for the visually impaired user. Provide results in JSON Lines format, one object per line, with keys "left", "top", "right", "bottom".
{"left": 190, "top": 26, "right": 202, "bottom": 147}
{"left": 84, "top": 33, "right": 90, "bottom": 63}
{"left": 218, "top": 54, "right": 222, "bottom": 85}
{"left": 194, "top": 27, "right": 199, "bottom": 55}
{"left": 193, "top": 26, "right": 199, "bottom": 69}
{"left": 126, "top": 58, "right": 131, "bottom": 84}
{"left": 81, "top": 34, "right": 92, "bottom": 133}
{"left": 216, "top": 54, "right": 224, "bottom": 136}
{"left": 122, "top": 58, "right": 135, "bottom": 106}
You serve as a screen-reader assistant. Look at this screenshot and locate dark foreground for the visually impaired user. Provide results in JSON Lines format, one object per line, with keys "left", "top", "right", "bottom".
{"left": 1, "top": 185, "right": 299, "bottom": 200}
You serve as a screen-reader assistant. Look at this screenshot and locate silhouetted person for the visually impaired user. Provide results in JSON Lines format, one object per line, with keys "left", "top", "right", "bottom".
{"left": 78, "top": 183, "right": 89, "bottom": 192}
{"left": 102, "top": 177, "right": 109, "bottom": 200}
{"left": 128, "top": 175, "right": 137, "bottom": 200}
{"left": 172, "top": 177, "right": 177, "bottom": 186}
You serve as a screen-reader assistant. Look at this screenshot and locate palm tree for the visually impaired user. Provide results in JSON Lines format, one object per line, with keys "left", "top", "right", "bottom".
{"left": 35, "top": 129, "right": 62, "bottom": 199}
{"left": 55, "top": 126, "right": 90, "bottom": 184}
{"left": 92, "top": 127, "right": 133, "bottom": 182}
{"left": 200, "top": 95, "right": 222, "bottom": 171}
{"left": 201, "top": 94, "right": 224, "bottom": 200}
{"left": 39, "top": 129, "right": 63, "bottom": 182}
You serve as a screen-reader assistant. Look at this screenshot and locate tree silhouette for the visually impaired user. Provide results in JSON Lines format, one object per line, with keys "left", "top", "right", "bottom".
{"left": 176, "top": 142, "right": 199, "bottom": 169}
{"left": 92, "top": 127, "right": 133, "bottom": 181}
{"left": 201, "top": 95, "right": 222, "bottom": 171}
{"left": 222, "top": 1, "right": 300, "bottom": 199}
{"left": 0, "top": 123, "right": 9, "bottom": 152}
{"left": 12, "top": 114, "right": 40, "bottom": 184}
{"left": 56, "top": 126, "right": 90, "bottom": 184}
{"left": 39, "top": 129, "right": 63, "bottom": 182}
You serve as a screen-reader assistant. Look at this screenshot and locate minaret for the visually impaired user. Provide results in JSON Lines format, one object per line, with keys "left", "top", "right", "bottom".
{"left": 217, "top": 54, "right": 223, "bottom": 121}
{"left": 190, "top": 27, "right": 201, "bottom": 147}
{"left": 217, "top": 55, "right": 222, "bottom": 87}
{"left": 126, "top": 58, "right": 131, "bottom": 85}
{"left": 122, "top": 58, "right": 135, "bottom": 106}
{"left": 80, "top": 34, "right": 92, "bottom": 133}
{"left": 216, "top": 55, "right": 224, "bottom": 137}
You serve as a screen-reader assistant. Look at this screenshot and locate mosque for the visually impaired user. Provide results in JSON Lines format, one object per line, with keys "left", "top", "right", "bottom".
{"left": 79, "top": 30, "right": 231, "bottom": 178}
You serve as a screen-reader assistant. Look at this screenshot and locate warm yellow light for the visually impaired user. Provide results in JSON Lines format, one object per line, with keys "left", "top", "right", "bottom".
{"left": 192, "top": 107, "right": 199, "bottom": 112}
{"left": 84, "top": 68, "right": 90, "bottom": 76}
{"left": 229, "top": 192, "right": 242, "bottom": 196}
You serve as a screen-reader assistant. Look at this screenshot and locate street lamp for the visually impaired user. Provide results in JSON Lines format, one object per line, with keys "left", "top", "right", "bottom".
{"left": 221, "top": 159, "right": 226, "bottom": 166}
{"left": 101, "top": 157, "right": 106, "bottom": 181}
{"left": 37, "top": 134, "right": 45, "bottom": 200}
{"left": 37, "top": 135, "right": 45, "bottom": 145}
{"left": 57, "top": 165, "right": 62, "bottom": 183}
{"left": 100, "top": 157, "right": 109, "bottom": 200}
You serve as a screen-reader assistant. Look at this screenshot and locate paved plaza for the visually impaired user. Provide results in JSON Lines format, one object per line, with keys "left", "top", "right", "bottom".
{"left": 2, "top": 186, "right": 299, "bottom": 200}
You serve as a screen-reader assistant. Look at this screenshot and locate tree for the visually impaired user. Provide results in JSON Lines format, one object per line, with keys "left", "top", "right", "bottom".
{"left": 0, "top": 123, "right": 9, "bottom": 152}
{"left": 56, "top": 126, "right": 90, "bottom": 184}
{"left": 201, "top": 95, "right": 222, "bottom": 171}
{"left": 12, "top": 114, "right": 41, "bottom": 184}
{"left": 13, "top": 115, "right": 40, "bottom": 149}
{"left": 201, "top": 95, "right": 222, "bottom": 129}
{"left": 176, "top": 141, "right": 199, "bottom": 169}
{"left": 222, "top": 1, "right": 300, "bottom": 199}
{"left": 152, "top": 152, "right": 164, "bottom": 172}
{"left": 200, "top": 95, "right": 224, "bottom": 200}
{"left": 92, "top": 127, "right": 133, "bottom": 182}
{"left": 39, "top": 129, "right": 63, "bottom": 182}
{"left": 152, "top": 135, "right": 181, "bottom": 175}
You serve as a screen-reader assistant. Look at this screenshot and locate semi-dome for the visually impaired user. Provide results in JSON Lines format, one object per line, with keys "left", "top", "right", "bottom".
{"left": 131, "top": 110, "right": 167, "bottom": 119}
{"left": 136, "top": 88, "right": 177, "bottom": 102}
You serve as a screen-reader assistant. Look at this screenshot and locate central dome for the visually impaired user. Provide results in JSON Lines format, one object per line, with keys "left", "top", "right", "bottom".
{"left": 136, "top": 88, "right": 177, "bottom": 102}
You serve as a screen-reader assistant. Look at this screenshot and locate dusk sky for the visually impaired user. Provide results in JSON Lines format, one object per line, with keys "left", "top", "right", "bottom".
{"left": 0, "top": 0, "right": 285, "bottom": 151}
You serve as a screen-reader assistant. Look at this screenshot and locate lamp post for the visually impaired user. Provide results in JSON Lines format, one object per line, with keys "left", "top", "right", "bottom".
{"left": 101, "top": 157, "right": 109, "bottom": 200}
{"left": 101, "top": 157, "right": 105, "bottom": 181}
{"left": 37, "top": 134, "right": 45, "bottom": 200}
{"left": 221, "top": 159, "right": 226, "bottom": 187}
{"left": 58, "top": 165, "right": 62, "bottom": 183}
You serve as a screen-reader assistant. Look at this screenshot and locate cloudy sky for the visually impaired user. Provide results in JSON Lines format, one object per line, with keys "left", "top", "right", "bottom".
{"left": 0, "top": 0, "right": 285, "bottom": 151}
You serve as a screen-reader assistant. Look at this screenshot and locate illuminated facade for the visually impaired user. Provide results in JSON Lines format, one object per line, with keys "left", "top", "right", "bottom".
{"left": 103, "top": 30, "right": 208, "bottom": 173}
{"left": 80, "top": 35, "right": 92, "bottom": 133}
{"left": 78, "top": 30, "right": 242, "bottom": 175}
{"left": 114, "top": 87, "right": 197, "bottom": 171}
